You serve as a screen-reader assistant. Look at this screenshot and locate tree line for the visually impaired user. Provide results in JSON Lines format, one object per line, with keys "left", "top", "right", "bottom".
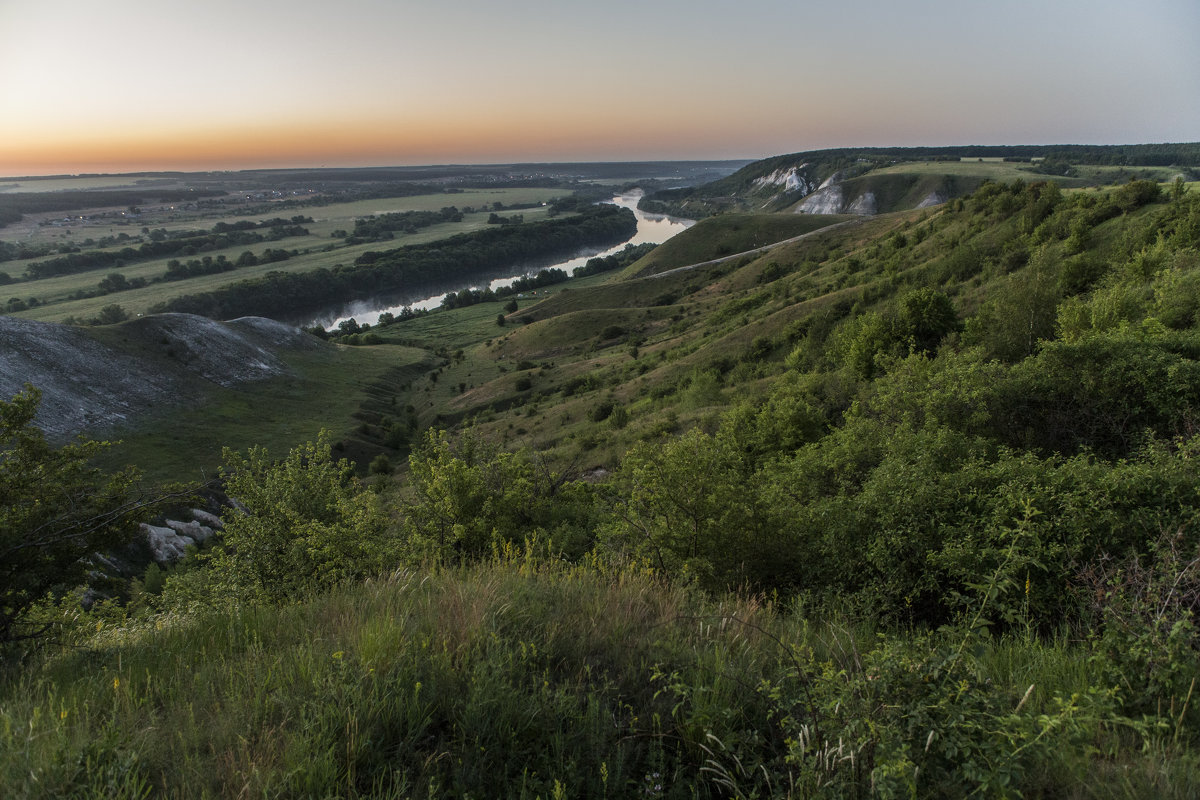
{"left": 20, "top": 217, "right": 310, "bottom": 280}
{"left": 0, "top": 189, "right": 224, "bottom": 228}
{"left": 154, "top": 204, "right": 636, "bottom": 320}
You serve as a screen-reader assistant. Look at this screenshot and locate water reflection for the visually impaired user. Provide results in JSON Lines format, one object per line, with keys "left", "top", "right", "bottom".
{"left": 309, "top": 192, "right": 692, "bottom": 330}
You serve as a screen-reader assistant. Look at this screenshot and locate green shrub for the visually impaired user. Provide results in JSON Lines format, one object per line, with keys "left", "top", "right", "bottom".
{"left": 163, "top": 433, "right": 394, "bottom": 607}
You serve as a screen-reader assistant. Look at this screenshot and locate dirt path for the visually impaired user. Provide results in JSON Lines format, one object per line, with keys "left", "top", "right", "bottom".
{"left": 636, "top": 218, "right": 864, "bottom": 280}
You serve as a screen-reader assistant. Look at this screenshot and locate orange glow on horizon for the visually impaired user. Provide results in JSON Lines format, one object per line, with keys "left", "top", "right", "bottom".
{"left": 0, "top": 111, "right": 768, "bottom": 176}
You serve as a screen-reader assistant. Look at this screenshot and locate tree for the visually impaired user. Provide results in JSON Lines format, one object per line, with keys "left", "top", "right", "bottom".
{"left": 0, "top": 385, "right": 152, "bottom": 643}
{"left": 170, "top": 434, "right": 394, "bottom": 606}
{"left": 92, "top": 304, "right": 129, "bottom": 325}
{"left": 97, "top": 272, "right": 130, "bottom": 294}
{"left": 602, "top": 428, "right": 760, "bottom": 587}
{"left": 402, "top": 429, "right": 593, "bottom": 561}
{"left": 900, "top": 287, "right": 958, "bottom": 353}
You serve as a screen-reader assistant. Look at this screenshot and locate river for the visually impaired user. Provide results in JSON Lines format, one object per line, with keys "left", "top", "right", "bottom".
{"left": 309, "top": 191, "right": 693, "bottom": 330}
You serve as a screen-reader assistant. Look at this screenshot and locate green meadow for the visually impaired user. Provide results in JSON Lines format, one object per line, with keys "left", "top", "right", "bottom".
{"left": 93, "top": 342, "right": 434, "bottom": 484}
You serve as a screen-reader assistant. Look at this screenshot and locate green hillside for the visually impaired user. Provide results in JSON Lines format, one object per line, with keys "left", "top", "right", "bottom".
{"left": 639, "top": 143, "right": 1200, "bottom": 218}
{"left": 5, "top": 174, "right": 1200, "bottom": 796}
{"left": 619, "top": 212, "right": 854, "bottom": 277}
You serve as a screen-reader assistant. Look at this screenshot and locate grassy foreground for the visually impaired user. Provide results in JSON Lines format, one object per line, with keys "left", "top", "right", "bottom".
{"left": 2, "top": 555, "right": 1197, "bottom": 799}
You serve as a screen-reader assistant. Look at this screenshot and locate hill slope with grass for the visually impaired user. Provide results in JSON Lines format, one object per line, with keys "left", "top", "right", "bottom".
{"left": 0, "top": 313, "right": 322, "bottom": 438}
{"left": 1, "top": 312, "right": 437, "bottom": 480}
{"left": 5, "top": 172, "right": 1200, "bottom": 797}
{"left": 638, "top": 143, "right": 1200, "bottom": 219}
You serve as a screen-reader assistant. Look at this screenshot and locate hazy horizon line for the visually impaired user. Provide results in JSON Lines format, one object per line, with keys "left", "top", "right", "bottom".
{"left": 4, "top": 140, "right": 1197, "bottom": 183}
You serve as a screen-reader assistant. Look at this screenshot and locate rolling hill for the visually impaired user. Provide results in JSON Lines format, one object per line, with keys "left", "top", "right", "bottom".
{"left": 637, "top": 143, "right": 1200, "bottom": 219}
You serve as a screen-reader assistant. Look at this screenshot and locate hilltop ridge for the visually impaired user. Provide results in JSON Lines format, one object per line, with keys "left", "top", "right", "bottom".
{"left": 639, "top": 143, "right": 1200, "bottom": 218}
{"left": 0, "top": 314, "right": 319, "bottom": 438}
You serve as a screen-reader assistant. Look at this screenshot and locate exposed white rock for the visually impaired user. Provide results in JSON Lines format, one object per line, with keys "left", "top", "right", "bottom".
{"left": 848, "top": 192, "right": 878, "bottom": 215}
{"left": 797, "top": 184, "right": 845, "bottom": 215}
{"left": 135, "top": 313, "right": 288, "bottom": 387}
{"left": 191, "top": 508, "right": 225, "bottom": 529}
{"left": 582, "top": 467, "right": 610, "bottom": 483}
{"left": 817, "top": 171, "right": 842, "bottom": 191}
{"left": 752, "top": 165, "right": 813, "bottom": 194}
{"left": 917, "top": 191, "right": 947, "bottom": 208}
{"left": 142, "top": 523, "right": 194, "bottom": 563}
{"left": 0, "top": 316, "right": 175, "bottom": 438}
{"left": 0, "top": 312, "right": 322, "bottom": 440}
{"left": 92, "top": 553, "right": 123, "bottom": 573}
{"left": 166, "top": 519, "right": 215, "bottom": 545}
{"left": 228, "top": 316, "right": 323, "bottom": 351}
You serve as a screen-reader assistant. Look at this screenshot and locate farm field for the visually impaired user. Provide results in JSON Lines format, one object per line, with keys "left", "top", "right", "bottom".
{"left": 872, "top": 158, "right": 1182, "bottom": 186}
{"left": 6, "top": 190, "right": 567, "bottom": 323}
{"left": 0, "top": 176, "right": 191, "bottom": 192}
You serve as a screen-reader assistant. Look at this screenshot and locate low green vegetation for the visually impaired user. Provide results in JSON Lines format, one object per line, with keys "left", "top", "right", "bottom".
{"left": 622, "top": 213, "right": 852, "bottom": 277}
{"left": 90, "top": 342, "right": 435, "bottom": 484}
{"left": 7, "top": 553, "right": 1199, "bottom": 798}
{"left": 4, "top": 174, "right": 1200, "bottom": 796}
{"left": 641, "top": 144, "right": 1200, "bottom": 218}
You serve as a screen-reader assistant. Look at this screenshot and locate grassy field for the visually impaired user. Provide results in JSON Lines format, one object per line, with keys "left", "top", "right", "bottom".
{"left": 8, "top": 198, "right": 565, "bottom": 323}
{"left": 7, "top": 187, "right": 567, "bottom": 248}
{"left": 9, "top": 558, "right": 1194, "bottom": 799}
{"left": 873, "top": 159, "right": 1065, "bottom": 183}
{"left": 622, "top": 213, "right": 853, "bottom": 277}
{"left": 369, "top": 271, "right": 622, "bottom": 428}
{"left": 0, "top": 176, "right": 186, "bottom": 192}
{"left": 296, "top": 189, "right": 564, "bottom": 237}
{"left": 872, "top": 159, "right": 1184, "bottom": 186}
{"left": 96, "top": 342, "right": 434, "bottom": 483}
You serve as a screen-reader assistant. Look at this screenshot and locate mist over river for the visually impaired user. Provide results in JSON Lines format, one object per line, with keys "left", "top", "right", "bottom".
{"left": 307, "top": 192, "right": 693, "bottom": 331}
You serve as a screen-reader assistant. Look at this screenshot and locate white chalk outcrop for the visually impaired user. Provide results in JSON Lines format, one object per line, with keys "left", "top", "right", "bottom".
{"left": 847, "top": 192, "right": 878, "bottom": 215}
{"left": 917, "top": 191, "right": 948, "bottom": 208}
{"left": 796, "top": 173, "right": 878, "bottom": 216}
{"left": 142, "top": 523, "right": 194, "bottom": 562}
{"left": 752, "top": 164, "right": 813, "bottom": 195}
{"left": 141, "top": 508, "right": 225, "bottom": 564}
{"left": 797, "top": 184, "right": 846, "bottom": 215}
{"left": 0, "top": 316, "right": 175, "bottom": 438}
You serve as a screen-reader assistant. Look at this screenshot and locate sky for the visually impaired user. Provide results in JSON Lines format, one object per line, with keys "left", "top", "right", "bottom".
{"left": 1, "top": 0, "right": 1197, "bottom": 176}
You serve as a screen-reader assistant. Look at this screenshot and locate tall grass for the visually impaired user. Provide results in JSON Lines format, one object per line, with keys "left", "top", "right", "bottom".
{"left": 3, "top": 557, "right": 1198, "bottom": 798}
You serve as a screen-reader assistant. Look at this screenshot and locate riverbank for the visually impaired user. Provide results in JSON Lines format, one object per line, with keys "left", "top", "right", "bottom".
{"left": 316, "top": 192, "right": 693, "bottom": 329}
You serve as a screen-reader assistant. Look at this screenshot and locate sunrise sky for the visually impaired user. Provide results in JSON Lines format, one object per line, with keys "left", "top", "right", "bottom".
{"left": 1, "top": 0, "right": 1197, "bottom": 176}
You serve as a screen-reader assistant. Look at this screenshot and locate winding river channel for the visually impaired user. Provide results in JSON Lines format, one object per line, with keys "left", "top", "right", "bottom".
{"left": 311, "top": 192, "right": 693, "bottom": 330}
